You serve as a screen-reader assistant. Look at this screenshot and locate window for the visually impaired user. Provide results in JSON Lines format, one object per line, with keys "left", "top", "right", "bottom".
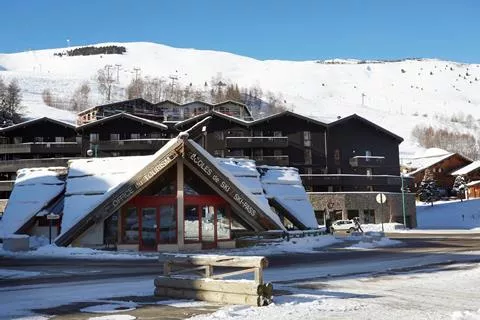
{"left": 230, "top": 149, "right": 244, "bottom": 157}
{"left": 213, "top": 149, "right": 225, "bottom": 157}
{"left": 54, "top": 137, "right": 64, "bottom": 143}
{"left": 254, "top": 149, "right": 263, "bottom": 160}
{"left": 34, "top": 137, "right": 44, "bottom": 143}
{"left": 337, "top": 168, "right": 342, "bottom": 174}
{"left": 122, "top": 207, "right": 138, "bottom": 243}
{"left": 13, "top": 137, "right": 22, "bottom": 144}
{"left": 365, "top": 150, "right": 372, "bottom": 161}
{"left": 130, "top": 133, "right": 140, "bottom": 140}
{"left": 253, "top": 130, "right": 263, "bottom": 137}
{"left": 366, "top": 168, "right": 372, "bottom": 176}
{"left": 217, "top": 207, "right": 231, "bottom": 240}
{"left": 159, "top": 205, "right": 176, "bottom": 244}
{"left": 273, "top": 131, "right": 282, "bottom": 137}
{"left": 274, "top": 149, "right": 283, "bottom": 157}
{"left": 303, "top": 131, "right": 311, "bottom": 147}
{"left": 304, "top": 148, "right": 312, "bottom": 165}
{"left": 110, "top": 133, "right": 120, "bottom": 141}
{"left": 90, "top": 133, "right": 99, "bottom": 143}
{"left": 184, "top": 205, "right": 199, "bottom": 242}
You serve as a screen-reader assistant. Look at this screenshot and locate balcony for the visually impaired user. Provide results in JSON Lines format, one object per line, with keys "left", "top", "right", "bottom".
{"left": 0, "top": 180, "right": 14, "bottom": 192}
{"left": 225, "top": 136, "right": 288, "bottom": 148}
{"left": 253, "top": 155, "right": 289, "bottom": 166}
{"left": 0, "top": 157, "right": 77, "bottom": 172}
{"left": 95, "top": 138, "right": 170, "bottom": 152}
{"left": 0, "top": 142, "right": 81, "bottom": 155}
{"left": 349, "top": 156, "right": 385, "bottom": 167}
{"left": 300, "top": 174, "right": 414, "bottom": 188}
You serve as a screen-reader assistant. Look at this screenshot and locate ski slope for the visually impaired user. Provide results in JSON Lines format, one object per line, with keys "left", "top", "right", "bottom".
{"left": 1, "top": 42, "right": 480, "bottom": 156}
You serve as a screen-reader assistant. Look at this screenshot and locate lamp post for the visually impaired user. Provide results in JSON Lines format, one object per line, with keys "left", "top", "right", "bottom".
{"left": 401, "top": 170, "right": 407, "bottom": 228}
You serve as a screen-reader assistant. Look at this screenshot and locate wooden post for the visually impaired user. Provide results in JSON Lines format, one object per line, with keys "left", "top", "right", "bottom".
{"left": 177, "top": 158, "right": 184, "bottom": 249}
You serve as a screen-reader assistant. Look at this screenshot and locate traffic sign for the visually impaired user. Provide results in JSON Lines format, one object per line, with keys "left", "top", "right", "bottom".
{"left": 376, "top": 193, "right": 387, "bottom": 204}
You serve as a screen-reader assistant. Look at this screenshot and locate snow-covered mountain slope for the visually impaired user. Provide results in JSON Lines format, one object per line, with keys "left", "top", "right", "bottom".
{"left": 1, "top": 42, "right": 480, "bottom": 157}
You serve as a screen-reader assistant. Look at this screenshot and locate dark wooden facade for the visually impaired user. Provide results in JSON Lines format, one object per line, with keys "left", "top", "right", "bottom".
{"left": 175, "top": 111, "right": 327, "bottom": 172}
{"left": 0, "top": 102, "right": 406, "bottom": 201}
{"left": 77, "top": 99, "right": 253, "bottom": 125}
{"left": 76, "top": 113, "right": 175, "bottom": 157}
{"left": 408, "top": 154, "right": 472, "bottom": 193}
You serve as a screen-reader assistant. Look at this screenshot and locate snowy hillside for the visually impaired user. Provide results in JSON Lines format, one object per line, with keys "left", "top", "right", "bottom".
{"left": 1, "top": 42, "right": 480, "bottom": 157}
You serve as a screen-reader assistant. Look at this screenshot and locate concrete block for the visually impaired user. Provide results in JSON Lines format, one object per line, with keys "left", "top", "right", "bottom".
{"left": 3, "top": 234, "right": 30, "bottom": 251}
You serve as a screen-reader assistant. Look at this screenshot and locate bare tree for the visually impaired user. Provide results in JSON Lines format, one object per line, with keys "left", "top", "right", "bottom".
{"left": 70, "top": 82, "right": 91, "bottom": 111}
{"left": 97, "top": 65, "right": 114, "bottom": 101}
{"left": 42, "top": 89, "right": 54, "bottom": 106}
{"left": 126, "top": 78, "right": 145, "bottom": 100}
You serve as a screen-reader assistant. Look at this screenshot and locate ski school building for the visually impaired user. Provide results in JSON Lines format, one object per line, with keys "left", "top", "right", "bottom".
{"left": 1, "top": 128, "right": 317, "bottom": 251}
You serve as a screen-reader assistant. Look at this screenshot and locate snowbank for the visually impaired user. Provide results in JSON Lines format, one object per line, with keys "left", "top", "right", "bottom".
{"left": 417, "top": 198, "right": 480, "bottom": 229}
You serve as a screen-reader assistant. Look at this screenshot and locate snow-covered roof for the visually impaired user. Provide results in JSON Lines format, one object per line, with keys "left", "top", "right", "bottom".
{"left": 451, "top": 161, "right": 480, "bottom": 176}
{"left": 60, "top": 155, "right": 155, "bottom": 235}
{"left": 0, "top": 117, "right": 76, "bottom": 133}
{"left": 77, "top": 112, "right": 168, "bottom": 130}
{"left": 188, "top": 140, "right": 285, "bottom": 230}
{"left": 259, "top": 166, "right": 318, "bottom": 229}
{"left": 403, "top": 148, "right": 460, "bottom": 176}
{"left": 58, "top": 138, "right": 182, "bottom": 240}
{"left": 0, "top": 168, "right": 66, "bottom": 238}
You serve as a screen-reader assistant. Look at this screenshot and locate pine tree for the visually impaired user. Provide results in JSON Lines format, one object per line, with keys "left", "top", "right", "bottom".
{"left": 452, "top": 175, "right": 467, "bottom": 201}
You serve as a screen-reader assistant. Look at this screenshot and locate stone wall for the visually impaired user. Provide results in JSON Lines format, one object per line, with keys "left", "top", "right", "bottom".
{"left": 308, "top": 192, "right": 416, "bottom": 228}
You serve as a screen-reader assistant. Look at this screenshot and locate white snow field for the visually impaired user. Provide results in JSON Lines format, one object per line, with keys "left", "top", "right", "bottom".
{"left": 2, "top": 42, "right": 480, "bottom": 156}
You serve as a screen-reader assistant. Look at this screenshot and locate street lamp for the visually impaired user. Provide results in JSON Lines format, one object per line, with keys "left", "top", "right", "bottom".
{"left": 401, "top": 169, "right": 408, "bottom": 228}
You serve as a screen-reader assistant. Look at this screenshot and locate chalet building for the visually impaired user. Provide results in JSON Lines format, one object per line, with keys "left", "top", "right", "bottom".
{"left": 0, "top": 117, "right": 80, "bottom": 199}
{"left": 0, "top": 98, "right": 415, "bottom": 228}
{"left": 175, "top": 111, "right": 415, "bottom": 227}
{"left": 1, "top": 134, "right": 318, "bottom": 251}
{"left": 403, "top": 148, "right": 472, "bottom": 194}
{"left": 76, "top": 112, "right": 175, "bottom": 158}
{"left": 77, "top": 98, "right": 253, "bottom": 125}
{"left": 451, "top": 161, "right": 480, "bottom": 198}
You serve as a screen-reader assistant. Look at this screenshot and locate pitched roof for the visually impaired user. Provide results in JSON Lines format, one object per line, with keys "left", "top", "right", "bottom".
{"left": 78, "top": 98, "right": 153, "bottom": 115}
{"left": 406, "top": 152, "right": 472, "bottom": 177}
{"left": 0, "top": 117, "right": 76, "bottom": 133}
{"left": 251, "top": 110, "right": 327, "bottom": 127}
{"left": 76, "top": 112, "right": 168, "bottom": 130}
{"left": 174, "top": 110, "right": 250, "bottom": 129}
{"left": 328, "top": 113, "right": 403, "bottom": 142}
{"left": 451, "top": 161, "right": 480, "bottom": 176}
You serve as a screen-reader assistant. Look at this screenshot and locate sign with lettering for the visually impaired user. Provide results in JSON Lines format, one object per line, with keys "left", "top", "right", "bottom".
{"left": 185, "top": 149, "right": 260, "bottom": 219}
{"left": 56, "top": 140, "right": 183, "bottom": 246}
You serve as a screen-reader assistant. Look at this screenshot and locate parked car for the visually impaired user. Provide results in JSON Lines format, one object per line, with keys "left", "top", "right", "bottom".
{"left": 330, "top": 220, "right": 358, "bottom": 233}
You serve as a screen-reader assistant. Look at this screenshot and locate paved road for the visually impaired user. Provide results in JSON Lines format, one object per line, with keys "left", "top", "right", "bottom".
{"left": 2, "top": 234, "right": 480, "bottom": 319}
{"left": 2, "top": 234, "right": 480, "bottom": 287}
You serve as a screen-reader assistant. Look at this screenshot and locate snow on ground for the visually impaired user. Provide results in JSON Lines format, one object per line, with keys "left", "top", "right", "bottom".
{"left": 0, "top": 244, "right": 157, "bottom": 260}
{"left": 0, "top": 269, "right": 43, "bottom": 279}
{"left": 191, "top": 262, "right": 480, "bottom": 320}
{"left": 2, "top": 42, "right": 480, "bottom": 156}
{"left": 345, "top": 237, "right": 402, "bottom": 250}
{"left": 0, "top": 233, "right": 402, "bottom": 260}
{"left": 417, "top": 198, "right": 480, "bottom": 229}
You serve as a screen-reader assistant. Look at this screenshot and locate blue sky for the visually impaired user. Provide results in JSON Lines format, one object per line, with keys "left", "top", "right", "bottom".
{"left": 1, "top": 0, "right": 479, "bottom": 62}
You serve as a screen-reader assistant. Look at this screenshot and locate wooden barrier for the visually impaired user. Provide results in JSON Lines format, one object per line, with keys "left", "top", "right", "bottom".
{"left": 154, "top": 255, "right": 272, "bottom": 306}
